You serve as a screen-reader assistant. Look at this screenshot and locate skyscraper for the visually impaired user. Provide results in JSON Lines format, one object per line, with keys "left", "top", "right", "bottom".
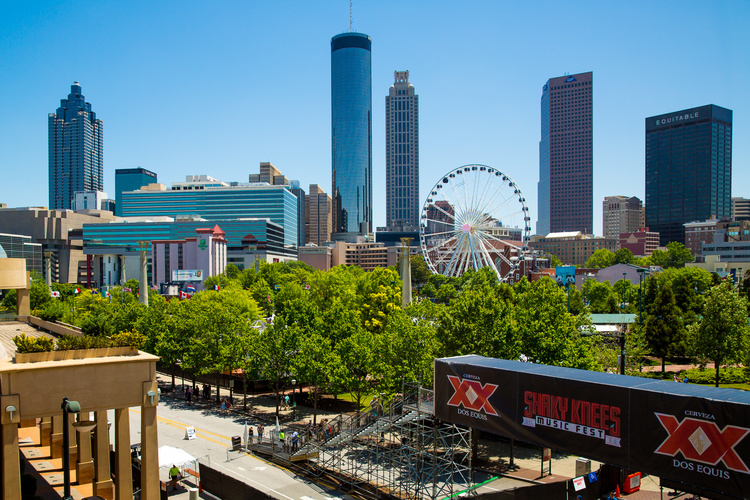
{"left": 386, "top": 70, "right": 419, "bottom": 228}
{"left": 305, "top": 184, "right": 333, "bottom": 246}
{"left": 645, "top": 105, "right": 732, "bottom": 245}
{"left": 331, "top": 32, "right": 372, "bottom": 239}
{"left": 537, "top": 71, "right": 593, "bottom": 235}
{"left": 115, "top": 167, "right": 157, "bottom": 216}
{"left": 49, "top": 82, "right": 103, "bottom": 210}
{"left": 602, "top": 195, "right": 644, "bottom": 240}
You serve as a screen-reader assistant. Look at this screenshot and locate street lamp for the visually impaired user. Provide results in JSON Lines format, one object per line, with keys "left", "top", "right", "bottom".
{"left": 61, "top": 397, "right": 81, "bottom": 500}
{"left": 291, "top": 379, "right": 297, "bottom": 419}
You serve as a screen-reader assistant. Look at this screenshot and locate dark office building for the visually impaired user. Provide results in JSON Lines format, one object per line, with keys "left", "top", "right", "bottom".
{"left": 331, "top": 32, "right": 372, "bottom": 239}
{"left": 49, "top": 82, "right": 103, "bottom": 210}
{"left": 537, "top": 71, "right": 593, "bottom": 235}
{"left": 115, "top": 168, "right": 158, "bottom": 216}
{"left": 645, "top": 105, "right": 732, "bottom": 246}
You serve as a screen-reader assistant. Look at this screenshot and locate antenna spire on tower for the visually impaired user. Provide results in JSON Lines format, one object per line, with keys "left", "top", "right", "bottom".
{"left": 350, "top": 0, "right": 352, "bottom": 31}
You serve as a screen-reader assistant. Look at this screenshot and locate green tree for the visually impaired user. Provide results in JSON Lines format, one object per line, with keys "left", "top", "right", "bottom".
{"left": 549, "top": 255, "right": 563, "bottom": 268}
{"left": 644, "top": 282, "right": 683, "bottom": 372}
{"left": 335, "top": 329, "right": 381, "bottom": 413}
{"left": 294, "top": 331, "right": 339, "bottom": 424}
{"left": 585, "top": 249, "right": 616, "bottom": 269}
{"left": 650, "top": 242, "right": 693, "bottom": 268}
{"left": 690, "top": 283, "right": 750, "bottom": 387}
{"left": 382, "top": 307, "right": 440, "bottom": 390}
{"left": 614, "top": 248, "right": 636, "bottom": 265}
{"left": 256, "top": 317, "right": 299, "bottom": 416}
{"left": 29, "top": 271, "right": 51, "bottom": 310}
{"left": 410, "top": 255, "right": 431, "bottom": 288}
{"left": 586, "top": 281, "right": 618, "bottom": 313}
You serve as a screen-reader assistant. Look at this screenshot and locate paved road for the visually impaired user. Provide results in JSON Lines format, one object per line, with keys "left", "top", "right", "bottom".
{"left": 115, "top": 393, "right": 356, "bottom": 500}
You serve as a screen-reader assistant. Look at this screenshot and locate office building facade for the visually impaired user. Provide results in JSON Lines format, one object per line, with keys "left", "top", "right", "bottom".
{"left": 248, "top": 163, "right": 305, "bottom": 248}
{"left": 331, "top": 32, "right": 372, "bottom": 238}
{"left": 386, "top": 70, "right": 419, "bottom": 228}
{"left": 49, "top": 82, "right": 103, "bottom": 210}
{"left": 306, "top": 184, "right": 333, "bottom": 246}
{"left": 603, "top": 196, "right": 644, "bottom": 240}
{"left": 115, "top": 168, "right": 157, "bottom": 216}
{"left": 645, "top": 105, "right": 732, "bottom": 245}
{"left": 537, "top": 72, "right": 593, "bottom": 235}
{"left": 0, "top": 233, "right": 42, "bottom": 274}
{"left": 120, "top": 178, "right": 299, "bottom": 249}
{"left": 732, "top": 197, "right": 750, "bottom": 221}
{"left": 529, "top": 231, "right": 616, "bottom": 267}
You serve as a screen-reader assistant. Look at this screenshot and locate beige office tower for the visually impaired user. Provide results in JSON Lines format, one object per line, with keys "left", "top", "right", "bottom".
{"left": 306, "top": 184, "right": 333, "bottom": 245}
{"left": 386, "top": 70, "right": 419, "bottom": 228}
{"left": 602, "top": 195, "right": 644, "bottom": 239}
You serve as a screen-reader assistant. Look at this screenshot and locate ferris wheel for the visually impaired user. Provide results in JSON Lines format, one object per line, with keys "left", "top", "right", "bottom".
{"left": 419, "top": 164, "right": 531, "bottom": 282}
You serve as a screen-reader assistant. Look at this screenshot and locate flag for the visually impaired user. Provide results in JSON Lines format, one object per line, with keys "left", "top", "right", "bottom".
{"left": 186, "top": 285, "right": 196, "bottom": 293}
{"left": 179, "top": 290, "right": 188, "bottom": 299}
{"left": 267, "top": 291, "right": 271, "bottom": 303}
{"left": 214, "top": 284, "right": 220, "bottom": 291}
{"left": 105, "top": 291, "right": 111, "bottom": 298}
{"left": 74, "top": 287, "right": 81, "bottom": 294}
{"left": 124, "top": 287, "right": 132, "bottom": 293}
{"left": 304, "top": 284, "right": 310, "bottom": 290}
{"left": 50, "top": 291, "right": 61, "bottom": 298}
{"left": 92, "top": 290, "right": 99, "bottom": 295}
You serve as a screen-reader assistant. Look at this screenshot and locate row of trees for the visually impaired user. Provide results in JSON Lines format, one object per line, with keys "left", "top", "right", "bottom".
{"left": 583, "top": 242, "right": 694, "bottom": 270}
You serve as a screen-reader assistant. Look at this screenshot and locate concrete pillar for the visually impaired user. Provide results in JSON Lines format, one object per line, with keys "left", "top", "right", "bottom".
{"left": 50, "top": 415, "right": 63, "bottom": 459}
{"left": 139, "top": 242, "right": 149, "bottom": 307}
{"left": 39, "top": 417, "right": 52, "bottom": 447}
{"left": 114, "top": 408, "right": 133, "bottom": 500}
{"left": 140, "top": 405, "right": 159, "bottom": 499}
{"left": 16, "top": 288, "right": 30, "bottom": 317}
{"left": 68, "top": 412, "right": 78, "bottom": 464}
{"left": 2, "top": 421, "right": 21, "bottom": 500}
{"left": 93, "top": 411, "right": 113, "bottom": 499}
{"left": 1, "top": 395, "right": 21, "bottom": 500}
{"left": 400, "top": 238, "right": 413, "bottom": 307}
{"left": 75, "top": 412, "right": 95, "bottom": 485}
{"left": 44, "top": 251, "right": 53, "bottom": 286}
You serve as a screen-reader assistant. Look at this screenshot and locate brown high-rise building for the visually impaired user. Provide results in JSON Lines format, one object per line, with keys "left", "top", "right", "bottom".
{"left": 305, "top": 184, "right": 332, "bottom": 246}
{"left": 537, "top": 71, "right": 593, "bottom": 235}
{"left": 603, "top": 196, "right": 644, "bottom": 240}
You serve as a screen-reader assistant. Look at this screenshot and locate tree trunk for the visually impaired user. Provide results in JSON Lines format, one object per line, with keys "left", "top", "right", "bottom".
{"left": 715, "top": 360, "right": 720, "bottom": 388}
{"left": 243, "top": 373, "right": 248, "bottom": 411}
{"left": 661, "top": 358, "right": 665, "bottom": 373}
{"left": 171, "top": 365, "right": 176, "bottom": 391}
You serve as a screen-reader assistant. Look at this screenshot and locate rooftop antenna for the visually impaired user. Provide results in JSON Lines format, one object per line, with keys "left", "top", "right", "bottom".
{"left": 350, "top": 0, "right": 352, "bottom": 31}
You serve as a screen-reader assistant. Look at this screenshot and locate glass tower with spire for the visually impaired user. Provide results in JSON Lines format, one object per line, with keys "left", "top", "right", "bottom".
{"left": 331, "top": 32, "right": 372, "bottom": 238}
{"left": 48, "top": 82, "right": 103, "bottom": 210}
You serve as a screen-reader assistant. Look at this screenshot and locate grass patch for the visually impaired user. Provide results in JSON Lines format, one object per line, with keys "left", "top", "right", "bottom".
{"left": 719, "top": 383, "right": 750, "bottom": 391}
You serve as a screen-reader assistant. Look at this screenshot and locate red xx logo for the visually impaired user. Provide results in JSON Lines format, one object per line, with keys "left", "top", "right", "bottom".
{"left": 447, "top": 375, "right": 499, "bottom": 415}
{"left": 654, "top": 413, "right": 750, "bottom": 474}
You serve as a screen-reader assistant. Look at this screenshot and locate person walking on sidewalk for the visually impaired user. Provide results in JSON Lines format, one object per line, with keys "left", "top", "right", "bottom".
{"left": 258, "top": 424, "right": 264, "bottom": 443}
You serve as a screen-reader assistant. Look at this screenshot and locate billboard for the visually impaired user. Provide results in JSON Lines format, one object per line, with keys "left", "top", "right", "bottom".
{"left": 435, "top": 356, "right": 750, "bottom": 499}
{"left": 171, "top": 269, "right": 203, "bottom": 282}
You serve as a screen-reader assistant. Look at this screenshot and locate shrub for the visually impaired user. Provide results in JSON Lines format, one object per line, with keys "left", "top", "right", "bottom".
{"left": 80, "top": 314, "right": 114, "bottom": 337}
{"left": 13, "top": 334, "right": 54, "bottom": 354}
{"left": 39, "top": 301, "right": 66, "bottom": 322}
{"left": 111, "top": 330, "right": 145, "bottom": 349}
{"left": 682, "top": 367, "right": 747, "bottom": 385}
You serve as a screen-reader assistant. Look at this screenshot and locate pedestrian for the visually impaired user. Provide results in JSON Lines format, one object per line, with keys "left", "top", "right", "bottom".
{"left": 187, "top": 386, "right": 193, "bottom": 404}
{"left": 248, "top": 426, "right": 254, "bottom": 445}
{"left": 226, "top": 399, "right": 232, "bottom": 413}
{"left": 292, "top": 431, "right": 299, "bottom": 452}
{"left": 221, "top": 399, "right": 227, "bottom": 415}
{"left": 684, "top": 376, "right": 689, "bottom": 384}
{"left": 258, "top": 424, "right": 264, "bottom": 443}
{"left": 673, "top": 374, "right": 679, "bottom": 382}
{"left": 279, "top": 430, "right": 285, "bottom": 452}
{"left": 169, "top": 464, "right": 180, "bottom": 490}
{"left": 284, "top": 394, "right": 291, "bottom": 410}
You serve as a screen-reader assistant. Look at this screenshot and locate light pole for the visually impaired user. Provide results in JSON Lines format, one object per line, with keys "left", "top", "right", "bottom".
{"left": 291, "top": 379, "right": 296, "bottom": 420}
{"left": 61, "top": 397, "right": 80, "bottom": 500}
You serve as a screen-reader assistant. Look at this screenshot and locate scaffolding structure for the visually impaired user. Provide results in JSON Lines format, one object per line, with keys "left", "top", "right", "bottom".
{"left": 291, "top": 382, "right": 473, "bottom": 500}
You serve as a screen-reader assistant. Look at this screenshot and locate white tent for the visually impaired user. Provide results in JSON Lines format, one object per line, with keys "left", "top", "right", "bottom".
{"left": 158, "top": 445, "right": 197, "bottom": 470}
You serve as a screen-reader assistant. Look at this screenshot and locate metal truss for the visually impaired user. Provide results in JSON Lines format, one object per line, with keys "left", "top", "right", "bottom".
{"left": 292, "top": 382, "right": 473, "bottom": 500}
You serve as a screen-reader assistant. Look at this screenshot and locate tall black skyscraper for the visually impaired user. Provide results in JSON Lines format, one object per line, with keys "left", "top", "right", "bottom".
{"left": 645, "top": 105, "right": 733, "bottom": 245}
{"left": 48, "top": 82, "right": 103, "bottom": 210}
{"left": 537, "top": 71, "right": 593, "bottom": 235}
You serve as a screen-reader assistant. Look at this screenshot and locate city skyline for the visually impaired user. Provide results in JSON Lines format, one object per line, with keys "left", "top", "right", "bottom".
{"left": 2, "top": 1, "right": 748, "bottom": 235}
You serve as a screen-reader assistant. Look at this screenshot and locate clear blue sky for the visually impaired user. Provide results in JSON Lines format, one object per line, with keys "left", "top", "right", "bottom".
{"left": 1, "top": 1, "right": 747, "bottom": 235}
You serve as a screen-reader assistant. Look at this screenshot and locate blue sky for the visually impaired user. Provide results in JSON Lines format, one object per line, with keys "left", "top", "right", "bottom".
{"left": 1, "top": 1, "right": 747, "bottom": 235}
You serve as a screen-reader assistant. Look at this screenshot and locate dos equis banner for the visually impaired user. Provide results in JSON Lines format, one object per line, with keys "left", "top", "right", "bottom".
{"left": 434, "top": 356, "right": 750, "bottom": 499}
